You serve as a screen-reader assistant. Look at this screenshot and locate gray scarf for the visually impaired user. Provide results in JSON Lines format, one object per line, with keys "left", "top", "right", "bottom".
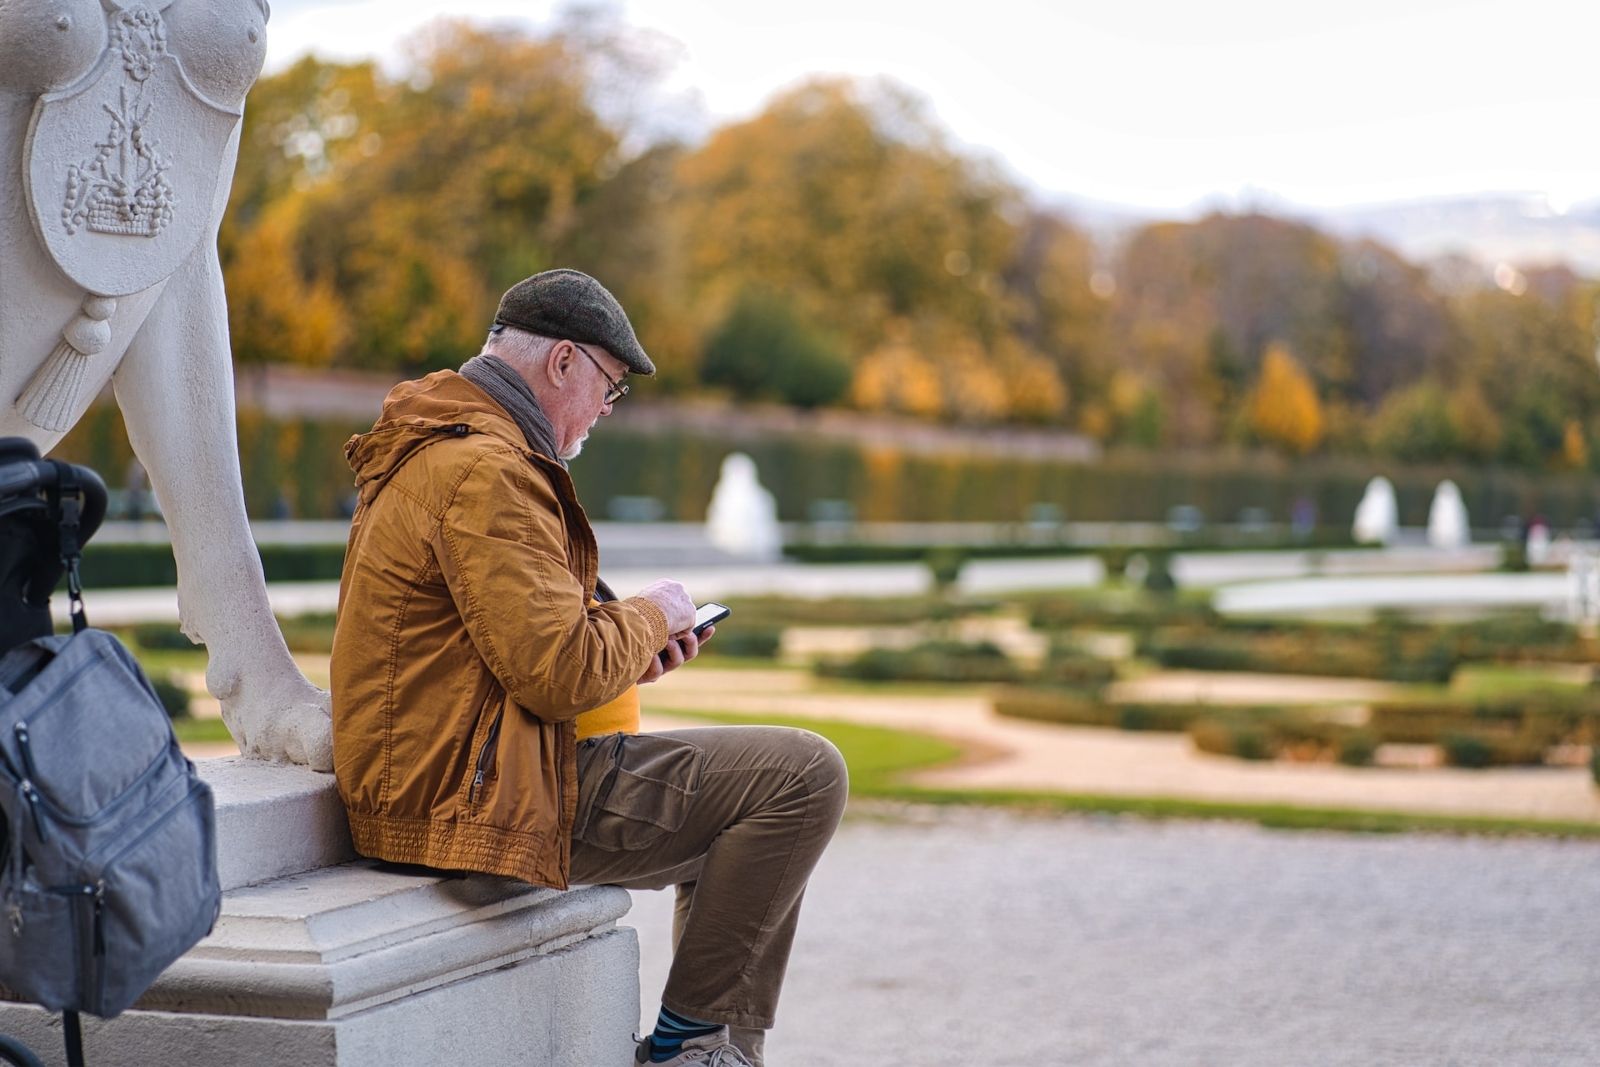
{"left": 458, "top": 354, "right": 618, "bottom": 601}
{"left": 460, "top": 354, "right": 563, "bottom": 466}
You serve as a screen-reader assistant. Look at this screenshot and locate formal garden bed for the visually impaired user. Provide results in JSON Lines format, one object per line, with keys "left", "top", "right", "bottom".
{"left": 115, "top": 583, "right": 1600, "bottom": 789}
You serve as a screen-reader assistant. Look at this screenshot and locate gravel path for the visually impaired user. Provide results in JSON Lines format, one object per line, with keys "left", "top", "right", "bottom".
{"left": 629, "top": 805, "right": 1600, "bottom": 1066}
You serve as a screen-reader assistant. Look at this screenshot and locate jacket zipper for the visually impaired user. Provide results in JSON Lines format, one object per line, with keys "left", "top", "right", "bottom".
{"left": 467, "top": 707, "right": 504, "bottom": 806}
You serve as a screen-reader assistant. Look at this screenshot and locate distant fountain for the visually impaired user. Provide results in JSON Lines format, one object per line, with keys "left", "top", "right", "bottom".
{"left": 1427, "top": 480, "right": 1470, "bottom": 547}
{"left": 1352, "top": 476, "right": 1399, "bottom": 545}
{"left": 1569, "top": 549, "right": 1600, "bottom": 635}
{"left": 706, "top": 452, "right": 782, "bottom": 560}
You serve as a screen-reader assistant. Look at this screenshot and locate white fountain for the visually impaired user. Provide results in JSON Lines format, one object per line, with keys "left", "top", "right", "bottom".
{"left": 1426, "top": 480, "right": 1471, "bottom": 548}
{"left": 706, "top": 452, "right": 783, "bottom": 560}
{"left": 1352, "top": 476, "right": 1399, "bottom": 545}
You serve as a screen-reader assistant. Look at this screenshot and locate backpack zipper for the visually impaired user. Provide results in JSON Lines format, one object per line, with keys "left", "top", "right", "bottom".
{"left": 19, "top": 781, "right": 48, "bottom": 845}
{"left": 14, "top": 722, "right": 38, "bottom": 781}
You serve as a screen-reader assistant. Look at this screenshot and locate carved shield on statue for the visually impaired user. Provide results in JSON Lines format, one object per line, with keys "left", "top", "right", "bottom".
{"left": 22, "top": 1, "right": 243, "bottom": 298}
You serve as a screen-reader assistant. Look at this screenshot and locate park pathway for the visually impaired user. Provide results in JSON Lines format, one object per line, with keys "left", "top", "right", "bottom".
{"left": 631, "top": 805, "right": 1600, "bottom": 1066}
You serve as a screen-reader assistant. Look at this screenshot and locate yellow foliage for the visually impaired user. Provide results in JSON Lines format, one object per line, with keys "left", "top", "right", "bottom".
{"left": 1562, "top": 420, "right": 1588, "bottom": 469}
{"left": 1078, "top": 402, "right": 1113, "bottom": 442}
{"left": 852, "top": 321, "right": 945, "bottom": 418}
{"left": 860, "top": 446, "right": 904, "bottom": 521}
{"left": 946, "top": 336, "right": 1010, "bottom": 423}
{"left": 225, "top": 199, "right": 349, "bottom": 366}
{"left": 1108, "top": 370, "right": 1149, "bottom": 419}
{"left": 1248, "top": 343, "right": 1324, "bottom": 455}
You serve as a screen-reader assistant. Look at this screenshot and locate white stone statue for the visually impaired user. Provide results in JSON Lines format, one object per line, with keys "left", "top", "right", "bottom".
{"left": 1527, "top": 517, "right": 1553, "bottom": 566}
{"left": 0, "top": 0, "right": 332, "bottom": 769}
{"left": 1426, "top": 479, "right": 1470, "bottom": 548}
{"left": 706, "top": 452, "right": 782, "bottom": 560}
{"left": 1352, "top": 475, "right": 1399, "bottom": 546}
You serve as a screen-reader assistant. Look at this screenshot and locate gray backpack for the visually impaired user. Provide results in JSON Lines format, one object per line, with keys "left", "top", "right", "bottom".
{"left": 0, "top": 628, "right": 220, "bottom": 1019}
{"left": 0, "top": 446, "right": 220, "bottom": 1065}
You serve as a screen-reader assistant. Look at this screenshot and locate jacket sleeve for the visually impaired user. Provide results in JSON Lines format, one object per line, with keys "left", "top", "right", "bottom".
{"left": 430, "top": 448, "right": 671, "bottom": 721}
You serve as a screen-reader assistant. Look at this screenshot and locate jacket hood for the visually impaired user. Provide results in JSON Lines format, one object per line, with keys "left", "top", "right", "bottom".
{"left": 345, "top": 371, "right": 534, "bottom": 504}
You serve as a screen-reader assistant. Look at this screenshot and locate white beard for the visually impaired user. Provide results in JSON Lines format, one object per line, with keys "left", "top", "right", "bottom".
{"left": 560, "top": 432, "right": 588, "bottom": 461}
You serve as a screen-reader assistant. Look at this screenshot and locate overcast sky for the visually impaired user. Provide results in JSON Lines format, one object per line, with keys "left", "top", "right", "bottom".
{"left": 263, "top": 0, "right": 1600, "bottom": 215}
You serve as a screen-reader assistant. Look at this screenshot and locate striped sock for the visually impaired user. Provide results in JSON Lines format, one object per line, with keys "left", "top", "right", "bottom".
{"left": 647, "top": 1006, "right": 722, "bottom": 1062}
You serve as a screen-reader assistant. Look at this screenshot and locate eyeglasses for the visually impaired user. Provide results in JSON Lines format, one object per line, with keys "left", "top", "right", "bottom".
{"left": 572, "top": 342, "right": 628, "bottom": 405}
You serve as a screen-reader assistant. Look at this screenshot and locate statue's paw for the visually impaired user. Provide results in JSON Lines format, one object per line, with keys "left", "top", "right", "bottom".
{"left": 221, "top": 677, "right": 335, "bottom": 773}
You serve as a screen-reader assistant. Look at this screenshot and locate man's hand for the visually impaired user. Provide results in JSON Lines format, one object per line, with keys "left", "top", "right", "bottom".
{"left": 635, "top": 578, "right": 695, "bottom": 634}
{"left": 637, "top": 625, "right": 714, "bottom": 685}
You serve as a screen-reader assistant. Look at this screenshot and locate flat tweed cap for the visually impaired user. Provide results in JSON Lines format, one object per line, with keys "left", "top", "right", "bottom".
{"left": 492, "top": 269, "right": 655, "bottom": 376}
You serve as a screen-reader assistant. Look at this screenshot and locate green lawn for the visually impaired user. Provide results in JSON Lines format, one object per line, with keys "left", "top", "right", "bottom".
{"left": 171, "top": 716, "right": 237, "bottom": 743}
{"left": 1449, "top": 663, "right": 1592, "bottom": 700}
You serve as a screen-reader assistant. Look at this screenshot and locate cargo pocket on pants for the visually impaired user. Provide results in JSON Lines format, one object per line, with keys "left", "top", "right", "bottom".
{"left": 574, "top": 734, "right": 702, "bottom": 852}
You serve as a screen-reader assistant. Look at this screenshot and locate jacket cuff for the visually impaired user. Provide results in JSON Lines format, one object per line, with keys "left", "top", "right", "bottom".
{"left": 626, "top": 596, "right": 672, "bottom": 651}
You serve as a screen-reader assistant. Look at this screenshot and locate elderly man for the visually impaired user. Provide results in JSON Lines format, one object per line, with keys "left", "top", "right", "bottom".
{"left": 331, "top": 270, "right": 847, "bottom": 1067}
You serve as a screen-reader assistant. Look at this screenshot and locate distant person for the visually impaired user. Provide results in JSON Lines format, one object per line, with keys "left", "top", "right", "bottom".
{"left": 330, "top": 269, "right": 846, "bottom": 1067}
{"left": 1290, "top": 495, "right": 1317, "bottom": 542}
{"left": 124, "top": 457, "right": 149, "bottom": 522}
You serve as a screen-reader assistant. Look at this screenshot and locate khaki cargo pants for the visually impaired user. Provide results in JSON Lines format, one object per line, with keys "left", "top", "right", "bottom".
{"left": 570, "top": 726, "right": 848, "bottom": 1062}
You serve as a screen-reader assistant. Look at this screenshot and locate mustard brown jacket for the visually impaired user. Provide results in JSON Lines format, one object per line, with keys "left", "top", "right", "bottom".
{"left": 330, "top": 371, "right": 670, "bottom": 888}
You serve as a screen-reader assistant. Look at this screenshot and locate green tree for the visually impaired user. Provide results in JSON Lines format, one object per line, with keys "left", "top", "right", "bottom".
{"left": 702, "top": 290, "right": 852, "bottom": 408}
{"left": 1369, "top": 383, "right": 1457, "bottom": 462}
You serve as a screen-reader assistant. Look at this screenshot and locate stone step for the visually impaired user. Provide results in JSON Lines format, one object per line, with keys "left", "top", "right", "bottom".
{"left": 0, "top": 760, "right": 641, "bottom": 1065}
{"left": 199, "top": 756, "right": 355, "bottom": 892}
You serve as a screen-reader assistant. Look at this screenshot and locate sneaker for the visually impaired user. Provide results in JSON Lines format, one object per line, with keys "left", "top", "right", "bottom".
{"left": 633, "top": 1028, "right": 755, "bottom": 1066}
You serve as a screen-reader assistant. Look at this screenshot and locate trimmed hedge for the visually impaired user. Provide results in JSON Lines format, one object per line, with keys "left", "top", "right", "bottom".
{"left": 1368, "top": 697, "right": 1599, "bottom": 748}
{"left": 721, "top": 594, "right": 986, "bottom": 628}
{"left": 991, "top": 687, "right": 1116, "bottom": 727}
{"left": 148, "top": 672, "right": 191, "bottom": 719}
{"left": 1138, "top": 628, "right": 1460, "bottom": 684}
{"left": 700, "top": 626, "right": 783, "bottom": 659}
{"left": 1190, "top": 718, "right": 1272, "bottom": 761}
{"left": 1026, "top": 595, "right": 1218, "bottom": 633}
{"left": 81, "top": 542, "right": 347, "bottom": 589}
{"left": 1035, "top": 646, "right": 1118, "bottom": 689}
{"left": 992, "top": 688, "right": 1257, "bottom": 735}
{"left": 1186, "top": 712, "right": 1379, "bottom": 766}
{"left": 816, "top": 641, "right": 1025, "bottom": 684}
{"left": 1438, "top": 731, "right": 1551, "bottom": 768}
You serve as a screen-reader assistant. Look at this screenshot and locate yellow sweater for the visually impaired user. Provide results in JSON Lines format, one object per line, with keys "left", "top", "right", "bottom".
{"left": 574, "top": 597, "right": 642, "bottom": 738}
{"left": 575, "top": 685, "right": 640, "bottom": 739}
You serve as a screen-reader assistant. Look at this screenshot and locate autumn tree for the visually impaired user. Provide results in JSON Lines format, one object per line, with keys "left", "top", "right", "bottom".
{"left": 1248, "top": 344, "right": 1325, "bottom": 455}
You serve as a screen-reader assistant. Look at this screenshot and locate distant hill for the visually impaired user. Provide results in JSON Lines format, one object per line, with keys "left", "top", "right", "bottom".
{"left": 1054, "top": 191, "right": 1600, "bottom": 276}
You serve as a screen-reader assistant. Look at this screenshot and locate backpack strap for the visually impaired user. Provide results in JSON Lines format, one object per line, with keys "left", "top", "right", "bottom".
{"left": 0, "top": 1032, "right": 48, "bottom": 1067}
{"left": 62, "top": 1008, "right": 84, "bottom": 1067}
{"left": 46, "top": 461, "right": 86, "bottom": 635}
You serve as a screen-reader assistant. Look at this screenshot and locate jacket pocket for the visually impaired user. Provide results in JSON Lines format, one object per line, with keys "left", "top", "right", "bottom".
{"left": 574, "top": 734, "right": 701, "bottom": 852}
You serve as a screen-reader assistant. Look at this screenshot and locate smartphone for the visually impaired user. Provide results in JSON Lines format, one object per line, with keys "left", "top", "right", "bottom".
{"left": 692, "top": 602, "right": 731, "bottom": 636}
{"left": 660, "top": 603, "right": 732, "bottom": 664}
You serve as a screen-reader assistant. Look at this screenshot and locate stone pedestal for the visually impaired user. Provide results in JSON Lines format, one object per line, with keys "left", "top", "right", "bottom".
{"left": 0, "top": 759, "right": 641, "bottom": 1066}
